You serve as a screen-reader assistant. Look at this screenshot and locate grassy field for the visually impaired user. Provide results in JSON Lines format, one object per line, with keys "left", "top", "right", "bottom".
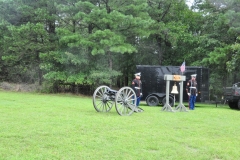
{"left": 0, "top": 90, "right": 240, "bottom": 160}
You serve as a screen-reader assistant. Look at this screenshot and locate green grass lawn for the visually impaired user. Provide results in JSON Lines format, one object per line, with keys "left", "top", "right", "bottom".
{"left": 0, "top": 90, "right": 239, "bottom": 160}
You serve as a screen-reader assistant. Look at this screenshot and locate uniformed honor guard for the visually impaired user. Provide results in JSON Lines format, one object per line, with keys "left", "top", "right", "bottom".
{"left": 131, "top": 72, "right": 142, "bottom": 107}
{"left": 186, "top": 74, "right": 198, "bottom": 110}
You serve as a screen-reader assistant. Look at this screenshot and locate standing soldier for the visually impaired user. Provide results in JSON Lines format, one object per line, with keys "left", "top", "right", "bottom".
{"left": 186, "top": 74, "right": 198, "bottom": 110}
{"left": 131, "top": 72, "right": 142, "bottom": 107}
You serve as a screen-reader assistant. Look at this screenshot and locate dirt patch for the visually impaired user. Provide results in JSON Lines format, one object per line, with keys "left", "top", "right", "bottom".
{"left": 0, "top": 82, "right": 42, "bottom": 92}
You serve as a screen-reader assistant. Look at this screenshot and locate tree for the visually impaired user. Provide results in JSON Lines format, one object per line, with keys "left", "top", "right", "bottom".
{"left": 2, "top": 22, "right": 51, "bottom": 84}
{"left": 40, "top": 0, "right": 153, "bottom": 89}
{"left": 145, "top": 0, "right": 195, "bottom": 65}
{"left": 0, "top": 0, "right": 58, "bottom": 84}
{"left": 196, "top": 0, "right": 240, "bottom": 95}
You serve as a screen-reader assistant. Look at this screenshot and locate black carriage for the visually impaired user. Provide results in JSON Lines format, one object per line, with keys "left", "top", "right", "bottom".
{"left": 136, "top": 65, "right": 209, "bottom": 106}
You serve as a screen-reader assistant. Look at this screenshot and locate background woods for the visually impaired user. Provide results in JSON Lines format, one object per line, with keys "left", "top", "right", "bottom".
{"left": 0, "top": 0, "right": 240, "bottom": 98}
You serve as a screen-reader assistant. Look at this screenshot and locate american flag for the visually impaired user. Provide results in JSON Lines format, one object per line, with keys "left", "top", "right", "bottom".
{"left": 180, "top": 61, "right": 185, "bottom": 72}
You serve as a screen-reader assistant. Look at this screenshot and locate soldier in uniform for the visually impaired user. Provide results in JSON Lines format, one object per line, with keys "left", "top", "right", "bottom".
{"left": 131, "top": 72, "right": 142, "bottom": 107}
{"left": 186, "top": 74, "right": 198, "bottom": 110}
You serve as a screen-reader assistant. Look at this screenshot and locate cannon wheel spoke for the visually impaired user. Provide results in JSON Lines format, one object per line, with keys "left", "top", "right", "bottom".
{"left": 115, "top": 87, "right": 137, "bottom": 116}
{"left": 93, "top": 85, "right": 114, "bottom": 112}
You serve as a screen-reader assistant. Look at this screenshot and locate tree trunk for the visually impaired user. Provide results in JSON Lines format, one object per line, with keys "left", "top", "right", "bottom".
{"left": 108, "top": 51, "right": 113, "bottom": 87}
{"left": 156, "top": 35, "right": 163, "bottom": 65}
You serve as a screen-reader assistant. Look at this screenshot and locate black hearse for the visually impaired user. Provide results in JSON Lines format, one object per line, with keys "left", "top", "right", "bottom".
{"left": 136, "top": 65, "right": 209, "bottom": 106}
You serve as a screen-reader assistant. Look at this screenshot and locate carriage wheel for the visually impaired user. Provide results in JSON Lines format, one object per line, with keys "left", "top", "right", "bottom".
{"left": 93, "top": 85, "right": 114, "bottom": 112}
{"left": 115, "top": 87, "right": 137, "bottom": 116}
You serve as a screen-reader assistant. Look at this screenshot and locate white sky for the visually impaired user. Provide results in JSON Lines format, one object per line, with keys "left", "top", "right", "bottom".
{"left": 186, "top": 0, "right": 194, "bottom": 7}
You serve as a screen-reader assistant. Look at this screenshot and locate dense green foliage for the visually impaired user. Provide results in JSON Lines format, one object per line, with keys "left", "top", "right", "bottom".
{"left": 0, "top": 0, "right": 240, "bottom": 96}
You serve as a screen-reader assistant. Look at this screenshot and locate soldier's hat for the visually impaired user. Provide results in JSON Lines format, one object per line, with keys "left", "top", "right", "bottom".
{"left": 134, "top": 72, "right": 141, "bottom": 76}
{"left": 191, "top": 74, "right": 197, "bottom": 78}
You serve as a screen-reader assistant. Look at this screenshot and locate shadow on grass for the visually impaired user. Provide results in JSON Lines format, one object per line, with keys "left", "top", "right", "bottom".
{"left": 193, "top": 103, "right": 240, "bottom": 112}
{"left": 140, "top": 101, "right": 239, "bottom": 111}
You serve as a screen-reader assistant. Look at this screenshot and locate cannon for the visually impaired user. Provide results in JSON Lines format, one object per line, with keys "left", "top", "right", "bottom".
{"left": 93, "top": 85, "right": 143, "bottom": 116}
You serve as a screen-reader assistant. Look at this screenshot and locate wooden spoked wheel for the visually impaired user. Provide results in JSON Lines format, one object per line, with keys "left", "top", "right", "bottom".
{"left": 93, "top": 85, "right": 114, "bottom": 112}
{"left": 115, "top": 87, "right": 137, "bottom": 116}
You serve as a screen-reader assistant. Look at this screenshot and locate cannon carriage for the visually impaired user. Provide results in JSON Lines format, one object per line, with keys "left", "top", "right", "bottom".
{"left": 93, "top": 85, "right": 143, "bottom": 116}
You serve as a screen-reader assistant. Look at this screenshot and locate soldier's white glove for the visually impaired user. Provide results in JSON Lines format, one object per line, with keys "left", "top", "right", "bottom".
{"left": 187, "top": 93, "right": 190, "bottom": 96}
{"left": 140, "top": 93, "right": 143, "bottom": 97}
{"left": 196, "top": 94, "right": 198, "bottom": 96}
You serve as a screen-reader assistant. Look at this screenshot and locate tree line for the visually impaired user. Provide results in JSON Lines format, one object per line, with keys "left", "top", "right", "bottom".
{"left": 0, "top": 0, "right": 239, "bottom": 97}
